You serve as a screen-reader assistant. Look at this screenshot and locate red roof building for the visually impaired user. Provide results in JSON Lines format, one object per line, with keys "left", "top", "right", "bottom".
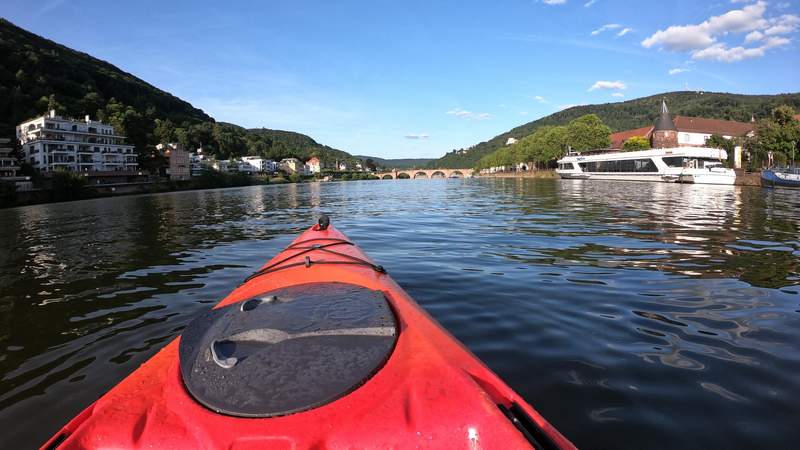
{"left": 610, "top": 126, "right": 654, "bottom": 149}
{"left": 610, "top": 115, "right": 755, "bottom": 149}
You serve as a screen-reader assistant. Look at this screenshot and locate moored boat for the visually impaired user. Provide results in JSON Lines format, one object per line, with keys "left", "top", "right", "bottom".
{"left": 557, "top": 147, "right": 735, "bottom": 185}
{"left": 41, "top": 217, "right": 576, "bottom": 450}
{"left": 762, "top": 167, "right": 800, "bottom": 188}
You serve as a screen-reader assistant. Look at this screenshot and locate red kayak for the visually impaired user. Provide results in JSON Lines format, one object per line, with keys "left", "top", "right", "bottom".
{"left": 43, "top": 217, "right": 575, "bottom": 449}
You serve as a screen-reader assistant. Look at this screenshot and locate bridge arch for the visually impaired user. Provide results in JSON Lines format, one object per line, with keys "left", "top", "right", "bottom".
{"left": 431, "top": 171, "right": 446, "bottom": 179}
{"left": 397, "top": 172, "right": 410, "bottom": 179}
{"left": 381, "top": 174, "right": 394, "bottom": 179}
{"left": 449, "top": 170, "right": 464, "bottom": 178}
{"left": 413, "top": 171, "right": 428, "bottom": 179}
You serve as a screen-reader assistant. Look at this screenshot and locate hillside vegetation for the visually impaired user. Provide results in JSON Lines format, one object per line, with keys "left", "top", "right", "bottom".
{"left": 0, "top": 18, "right": 358, "bottom": 168}
{"left": 0, "top": 18, "right": 211, "bottom": 135}
{"left": 429, "top": 91, "right": 800, "bottom": 168}
{"left": 354, "top": 156, "right": 433, "bottom": 169}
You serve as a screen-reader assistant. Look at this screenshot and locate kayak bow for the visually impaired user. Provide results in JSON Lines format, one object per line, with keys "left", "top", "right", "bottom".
{"left": 43, "top": 217, "right": 576, "bottom": 450}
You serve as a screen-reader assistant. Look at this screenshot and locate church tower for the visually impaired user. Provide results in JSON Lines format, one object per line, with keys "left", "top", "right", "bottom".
{"left": 652, "top": 100, "right": 678, "bottom": 148}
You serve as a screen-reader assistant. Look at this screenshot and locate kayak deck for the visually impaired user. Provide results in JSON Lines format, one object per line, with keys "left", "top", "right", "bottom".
{"left": 43, "top": 220, "right": 575, "bottom": 449}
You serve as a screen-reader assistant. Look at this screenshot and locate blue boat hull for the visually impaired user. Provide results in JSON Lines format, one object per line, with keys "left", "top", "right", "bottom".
{"left": 762, "top": 169, "right": 800, "bottom": 188}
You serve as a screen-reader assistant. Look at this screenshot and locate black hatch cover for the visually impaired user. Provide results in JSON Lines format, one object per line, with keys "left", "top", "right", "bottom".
{"left": 179, "top": 282, "right": 398, "bottom": 417}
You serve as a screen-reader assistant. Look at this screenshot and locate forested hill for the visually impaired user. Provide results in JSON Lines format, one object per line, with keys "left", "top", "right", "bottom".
{"left": 0, "top": 18, "right": 211, "bottom": 136}
{"left": 428, "top": 91, "right": 800, "bottom": 169}
{"left": 238, "top": 126, "right": 356, "bottom": 163}
{"left": 0, "top": 18, "right": 361, "bottom": 164}
{"left": 354, "top": 156, "right": 433, "bottom": 169}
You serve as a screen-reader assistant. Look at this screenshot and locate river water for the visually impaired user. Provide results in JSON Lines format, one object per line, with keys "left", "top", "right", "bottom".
{"left": 0, "top": 179, "right": 798, "bottom": 449}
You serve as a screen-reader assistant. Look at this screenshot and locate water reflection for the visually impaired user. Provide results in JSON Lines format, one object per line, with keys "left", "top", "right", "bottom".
{"left": 0, "top": 179, "right": 798, "bottom": 449}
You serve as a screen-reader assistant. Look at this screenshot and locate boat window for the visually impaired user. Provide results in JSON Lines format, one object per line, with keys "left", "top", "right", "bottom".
{"left": 663, "top": 156, "right": 686, "bottom": 168}
{"left": 578, "top": 158, "right": 657, "bottom": 173}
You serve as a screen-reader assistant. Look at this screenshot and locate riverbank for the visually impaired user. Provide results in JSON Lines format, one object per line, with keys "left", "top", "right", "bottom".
{"left": 477, "top": 170, "right": 559, "bottom": 179}
{"left": 1, "top": 171, "right": 379, "bottom": 209}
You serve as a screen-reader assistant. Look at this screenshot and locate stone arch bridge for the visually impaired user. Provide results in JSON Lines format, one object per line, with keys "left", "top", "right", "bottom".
{"left": 374, "top": 169, "right": 472, "bottom": 180}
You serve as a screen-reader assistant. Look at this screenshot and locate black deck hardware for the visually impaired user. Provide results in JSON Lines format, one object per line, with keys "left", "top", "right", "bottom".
{"left": 179, "top": 282, "right": 398, "bottom": 417}
{"left": 317, "top": 214, "right": 330, "bottom": 230}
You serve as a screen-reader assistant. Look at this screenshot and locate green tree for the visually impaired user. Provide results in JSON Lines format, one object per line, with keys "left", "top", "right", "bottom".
{"left": 80, "top": 92, "right": 104, "bottom": 118}
{"left": 153, "top": 119, "right": 177, "bottom": 145}
{"left": 37, "top": 94, "right": 65, "bottom": 115}
{"left": 754, "top": 105, "right": 799, "bottom": 166}
{"left": 565, "top": 114, "right": 611, "bottom": 151}
{"left": 622, "top": 136, "right": 651, "bottom": 151}
{"left": 705, "top": 134, "right": 736, "bottom": 167}
{"left": 213, "top": 123, "right": 247, "bottom": 159}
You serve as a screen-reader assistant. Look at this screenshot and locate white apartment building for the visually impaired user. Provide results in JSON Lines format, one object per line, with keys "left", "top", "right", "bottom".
{"left": 16, "top": 111, "right": 138, "bottom": 173}
{"left": 241, "top": 156, "right": 277, "bottom": 173}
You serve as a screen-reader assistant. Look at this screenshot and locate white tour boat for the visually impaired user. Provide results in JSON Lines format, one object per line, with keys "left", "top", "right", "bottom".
{"left": 556, "top": 147, "right": 736, "bottom": 185}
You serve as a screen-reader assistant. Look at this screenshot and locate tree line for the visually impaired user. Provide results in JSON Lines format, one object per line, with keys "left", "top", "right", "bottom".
{"left": 430, "top": 91, "right": 800, "bottom": 169}
{"left": 474, "top": 105, "right": 800, "bottom": 171}
{"left": 475, "top": 115, "right": 611, "bottom": 170}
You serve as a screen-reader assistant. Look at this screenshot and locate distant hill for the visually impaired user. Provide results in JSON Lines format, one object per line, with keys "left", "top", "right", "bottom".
{"left": 355, "top": 156, "right": 433, "bottom": 169}
{"left": 427, "top": 91, "right": 800, "bottom": 168}
{"left": 0, "top": 18, "right": 211, "bottom": 136}
{"left": 241, "top": 126, "right": 356, "bottom": 163}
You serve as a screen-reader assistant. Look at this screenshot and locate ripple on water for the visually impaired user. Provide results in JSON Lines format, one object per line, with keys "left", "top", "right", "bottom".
{"left": 0, "top": 179, "right": 799, "bottom": 449}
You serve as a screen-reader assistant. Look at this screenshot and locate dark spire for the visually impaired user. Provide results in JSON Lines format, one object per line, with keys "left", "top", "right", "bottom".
{"left": 654, "top": 100, "right": 677, "bottom": 131}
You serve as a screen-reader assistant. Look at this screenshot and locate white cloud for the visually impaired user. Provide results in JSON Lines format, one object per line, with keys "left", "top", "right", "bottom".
{"left": 692, "top": 36, "right": 790, "bottom": 61}
{"left": 745, "top": 30, "right": 765, "bottom": 42}
{"left": 542, "top": 0, "right": 567, "bottom": 4}
{"left": 591, "top": 23, "right": 621, "bottom": 36}
{"left": 405, "top": 133, "right": 430, "bottom": 140}
{"left": 692, "top": 43, "right": 764, "bottom": 61}
{"left": 616, "top": 28, "right": 633, "bottom": 37}
{"left": 446, "top": 108, "right": 493, "bottom": 120}
{"left": 558, "top": 104, "right": 582, "bottom": 111}
{"left": 584, "top": 0, "right": 597, "bottom": 6}
{"left": 36, "top": 0, "right": 67, "bottom": 17}
{"left": 668, "top": 68, "right": 690, "bottom": 75}
{"left": 611, "top": 93, "right": 625, "bottom": 98}
{"left": 764, "top": 14, "right": 800, "bottom": 35}
{"left": 642, "top": 1, "right": 767, "bottom": 51}
{"left": 642, "top": 1, "right": 797, "bottom": 62}
{"left": 588, "top": 80, "right": 627, "bottom": 91}
{"left": 533, "top": 95, "right": 549, "bottom": 103}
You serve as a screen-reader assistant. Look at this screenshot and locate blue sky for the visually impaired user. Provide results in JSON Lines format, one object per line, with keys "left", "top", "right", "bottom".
{"left": 2, "top": 0, "right": 799, "bottom": 158}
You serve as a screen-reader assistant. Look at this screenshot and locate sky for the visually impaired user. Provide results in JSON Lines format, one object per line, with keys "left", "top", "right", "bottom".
{"left": 2, "top": 0, "right": 799, "bottom": 159}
